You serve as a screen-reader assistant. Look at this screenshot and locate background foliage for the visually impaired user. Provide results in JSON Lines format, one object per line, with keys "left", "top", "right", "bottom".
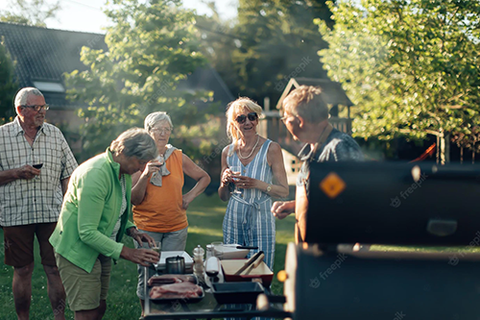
{"left": 65, "top": 0, "right": 219, "bottom": 163}
{"left": 0, "top": 38, "right": 17, "bottom": 124}
{"left": 316, "top": 0, "right": 480, "bottom": 151}
{"left": 198, "top": 0, "right": 333, "bottom": 104}
{"left": 0, "top": 0, "right": 61, "bottom": 27}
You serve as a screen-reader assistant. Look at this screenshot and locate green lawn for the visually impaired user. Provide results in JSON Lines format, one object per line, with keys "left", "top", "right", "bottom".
{"left": 0, "top": 193, "right": 295, "bottom": 319}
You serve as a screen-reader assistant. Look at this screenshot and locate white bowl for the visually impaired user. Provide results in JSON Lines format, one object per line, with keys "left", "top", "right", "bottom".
{"left": 214, "top": 244, "right": 249, "bottom": 260}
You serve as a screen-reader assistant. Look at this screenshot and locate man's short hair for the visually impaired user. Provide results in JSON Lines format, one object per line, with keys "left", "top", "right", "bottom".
{"left": 282, "top": 85, "right": 329, "bottom": 123}
{"left": 14, "top": 87, "right": 44, "bottom": 108}
{"left": 110, "top": 128, "right": 158, "bottom": 161}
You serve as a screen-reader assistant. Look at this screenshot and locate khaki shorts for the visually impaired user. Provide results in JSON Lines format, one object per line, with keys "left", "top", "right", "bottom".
{"left": 3, "top": 223, "right": 57, "bottom": 267}
{"left": 55, "top": 253, "right": 111, "bottom": 312}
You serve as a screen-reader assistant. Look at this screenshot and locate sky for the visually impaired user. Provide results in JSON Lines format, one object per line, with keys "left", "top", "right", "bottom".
{"left": 0, "top": 0, "right": 238, "bottom": 34}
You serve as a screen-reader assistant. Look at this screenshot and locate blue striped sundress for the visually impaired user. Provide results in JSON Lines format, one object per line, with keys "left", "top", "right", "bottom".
{"left": 223, "top": 139, "right": 275, "bottom": 270}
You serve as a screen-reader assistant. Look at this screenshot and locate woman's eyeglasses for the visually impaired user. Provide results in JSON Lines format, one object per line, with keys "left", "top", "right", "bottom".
{"left": 151, "top": 127, "right": 172, "bottom": 134}
{"left": 235, "top": 112, "right": 258, "bottom": 124}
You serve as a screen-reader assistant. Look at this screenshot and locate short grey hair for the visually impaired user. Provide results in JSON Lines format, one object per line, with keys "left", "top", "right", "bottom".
{"left": 144, "top": 112, "right": 173, "bottom": 132}
{"left": 110, "top": 128, "right": 158, "bottom": 160}
{"left": 15, "top": 87, "right": 44, "bottom": 107}
{"left": 282, "top": 85, "right": 329, "bottom": 123}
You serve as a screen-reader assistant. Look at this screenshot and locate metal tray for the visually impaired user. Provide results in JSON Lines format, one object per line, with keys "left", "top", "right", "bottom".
{"left": 212, "top": 282, "right": 264, "bottom": 304}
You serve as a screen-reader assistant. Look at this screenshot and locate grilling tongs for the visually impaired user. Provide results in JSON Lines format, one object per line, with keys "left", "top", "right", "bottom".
{"left": 234, "top": 250, "right": 264, "bottom": 275}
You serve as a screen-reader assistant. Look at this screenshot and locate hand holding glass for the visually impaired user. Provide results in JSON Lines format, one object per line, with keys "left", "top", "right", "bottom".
{"left": 229, "top": 166, "right": 242, "bottom": 195}
{"left": 150, "top": 241, "right": 161, "bottom": 264}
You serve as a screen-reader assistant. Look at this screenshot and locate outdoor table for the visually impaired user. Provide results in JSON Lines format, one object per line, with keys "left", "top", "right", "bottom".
{"left": 143, "top": 265, "right": 291, "bottom": 319}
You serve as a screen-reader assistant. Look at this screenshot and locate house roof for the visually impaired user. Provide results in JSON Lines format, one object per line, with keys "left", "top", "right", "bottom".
{"left": 0, "top": 22, "right": 107, "bottom": 110}
{"left": 275, "top": 77, "right": 354, "bottom": 110}
{"left": 0, "top": 22, "right": 234, "bottom": 111}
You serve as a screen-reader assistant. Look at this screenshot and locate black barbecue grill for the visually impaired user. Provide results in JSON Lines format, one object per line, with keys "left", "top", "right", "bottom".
{"left": 283, "top": 162, "right": 480, "bottom": 320}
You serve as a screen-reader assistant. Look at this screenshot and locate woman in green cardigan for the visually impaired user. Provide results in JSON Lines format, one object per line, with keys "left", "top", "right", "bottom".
{"left": 50, "top": 128, "right": 160, "bottom": 320}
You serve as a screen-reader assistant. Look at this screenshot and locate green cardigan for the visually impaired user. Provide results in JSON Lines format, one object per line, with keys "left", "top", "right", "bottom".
{"left": 50, "top": 149, "right": 136, "bottom": 273}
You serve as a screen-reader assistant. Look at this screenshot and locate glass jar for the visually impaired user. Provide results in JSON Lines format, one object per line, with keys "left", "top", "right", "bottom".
{"left": 193, "top": 245, "right": 205, "bottom": 281}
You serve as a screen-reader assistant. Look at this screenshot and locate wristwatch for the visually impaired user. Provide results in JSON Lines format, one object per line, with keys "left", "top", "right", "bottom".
{"left": 266, "top": 184, "right": 272, "bottom": 193}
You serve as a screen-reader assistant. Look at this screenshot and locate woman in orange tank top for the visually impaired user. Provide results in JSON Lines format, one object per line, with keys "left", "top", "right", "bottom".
{"left": 130, "top": 111, "right": 211, "bottom": 315}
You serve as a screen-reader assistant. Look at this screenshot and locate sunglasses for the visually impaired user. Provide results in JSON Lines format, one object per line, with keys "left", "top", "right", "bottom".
{"left": 235, "top": 112, "right": 258, "bottom": 124}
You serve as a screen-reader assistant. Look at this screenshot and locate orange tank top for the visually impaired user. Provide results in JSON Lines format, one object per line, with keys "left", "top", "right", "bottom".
{"left": 133, "top": 149, "right": 187, "bottom": 233}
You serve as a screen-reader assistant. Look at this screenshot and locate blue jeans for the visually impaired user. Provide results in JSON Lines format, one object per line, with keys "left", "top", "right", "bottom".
{"left": 135, "top": 227, "right": 188, "bottom": 300}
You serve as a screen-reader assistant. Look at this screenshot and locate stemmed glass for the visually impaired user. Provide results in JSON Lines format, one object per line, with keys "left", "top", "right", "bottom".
{"left": 32, "top": 155, "right": 43, "bottom": 180}
{"left": 229, "top": 166, "right": 242, "bottom": 195}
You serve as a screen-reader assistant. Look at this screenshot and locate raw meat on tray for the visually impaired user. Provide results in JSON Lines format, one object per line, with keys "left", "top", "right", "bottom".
{"left": 149, "top": 282, "right": 203, "bottom": 299}
{"left": 148, "top": 274, "right": 196, "bottom": 286}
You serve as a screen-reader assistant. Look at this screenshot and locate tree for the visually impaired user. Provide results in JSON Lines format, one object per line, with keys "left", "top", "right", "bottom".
{"left": 316, "top": 0, "right": 480, "bottom": 163}
{"left": 0, "top": 0, "right": 61, "bottom": 27}
{"left": 65, "top": 0, "right": 218, "bottom": 163}
{"left": 198, "top": 0, "right": 334, "bottom": 104}
{"left": 0, "top": 37, "right": 18, "bottom": 124}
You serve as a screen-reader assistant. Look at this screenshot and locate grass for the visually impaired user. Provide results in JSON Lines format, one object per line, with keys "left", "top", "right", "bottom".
{"left": 0, "top": 193, "right": 295, "bottom": 320}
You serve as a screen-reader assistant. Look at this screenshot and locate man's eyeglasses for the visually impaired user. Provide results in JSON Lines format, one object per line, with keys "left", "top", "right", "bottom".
{"left": 22, "top": 105, "right": 50, "bottom": 112}
{"left": 235, "top": 112, "right": 258, "bottom": 124}
{"left": 151, "top": 127, "right": 172, "bottom": 134}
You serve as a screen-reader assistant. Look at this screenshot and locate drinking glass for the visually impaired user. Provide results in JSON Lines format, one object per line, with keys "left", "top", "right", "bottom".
{"left": 229, "top": 166, "right": 242, "bottom": 195}
{"left": 151, "top": 241, "right": 161, "bottom": 264}
{"left": 211, "top": 241, "right": 224, "bottom": 260}
{"left": 32, "top": 156, "right": 43, "bottom": 180}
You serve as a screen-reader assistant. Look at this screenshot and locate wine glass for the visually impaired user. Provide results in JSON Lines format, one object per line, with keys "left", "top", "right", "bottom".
{"left": 32, "top": 156, "right": 43, "bottom": 180}
{"left": 229, "top": 166, "right": 242, "bottom": 195}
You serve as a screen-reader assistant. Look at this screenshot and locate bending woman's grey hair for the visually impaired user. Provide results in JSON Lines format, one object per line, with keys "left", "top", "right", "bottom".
{"left": 15, "top": 87, "right": 44, "bottom": 108}
{"left": 110, "top": 128, "right": 158, "bottom": 160}
{"left": 144, "top": 111, "right": 173, "bottom": 132}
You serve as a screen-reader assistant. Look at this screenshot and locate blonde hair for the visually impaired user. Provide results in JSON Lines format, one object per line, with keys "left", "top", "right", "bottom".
{"left": 225, "top": 97, "right": 262, "bottom": 151}
{"left": 282, "top": 85, "right": 329, "bottom": 122}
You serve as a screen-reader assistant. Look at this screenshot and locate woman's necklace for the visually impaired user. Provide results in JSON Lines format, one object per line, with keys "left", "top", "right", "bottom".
{"left": 238, "top": 135, "right": 259, "bottom": 159}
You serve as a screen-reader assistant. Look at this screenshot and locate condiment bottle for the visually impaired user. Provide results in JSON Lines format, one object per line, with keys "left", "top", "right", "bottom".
{"left": 193, "top": 245, "right": 205, "bottom": 282}
{"left": 205, "top": 244, "right": 214, "bottom": 261}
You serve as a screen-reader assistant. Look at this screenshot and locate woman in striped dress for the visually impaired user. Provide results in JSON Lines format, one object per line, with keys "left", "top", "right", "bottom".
{"left": 218, "top": 97, "right": 289, "bottom": 270}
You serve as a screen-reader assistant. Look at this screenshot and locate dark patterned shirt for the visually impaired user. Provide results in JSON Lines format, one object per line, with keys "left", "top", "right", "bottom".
{"left": 297, "top": 128, "right": 364, "bottom": 190}
{"left": 0, "top": 117, "right": 78, "bottom": 226}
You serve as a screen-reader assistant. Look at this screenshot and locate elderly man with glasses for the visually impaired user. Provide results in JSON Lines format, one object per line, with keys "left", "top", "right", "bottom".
{"left": 271, "top": 85, "right": 363, "bottom": 243}
{"left": 0, "top": 87, "right": 78, "bottom": 320}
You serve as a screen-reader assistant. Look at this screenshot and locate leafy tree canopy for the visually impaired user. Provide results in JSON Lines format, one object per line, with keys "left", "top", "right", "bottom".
{"left": 317, "top": 0, "right": 480, "bottom": 144}
{"left": 0, "top": 0, "right": 61, "bottom": 27}
{"left": 0, "top": 38, "right": 18, "bottom": 124}
{"left": 65, "top": 0, "right": 218, "bottom": 163}
{"left": 198, "top": 0, "right": 333, "bottom": 104}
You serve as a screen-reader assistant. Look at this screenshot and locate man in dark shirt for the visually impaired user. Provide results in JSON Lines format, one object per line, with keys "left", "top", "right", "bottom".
{"left": 271, "top": 85, "right": 363, "bottom": 242}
